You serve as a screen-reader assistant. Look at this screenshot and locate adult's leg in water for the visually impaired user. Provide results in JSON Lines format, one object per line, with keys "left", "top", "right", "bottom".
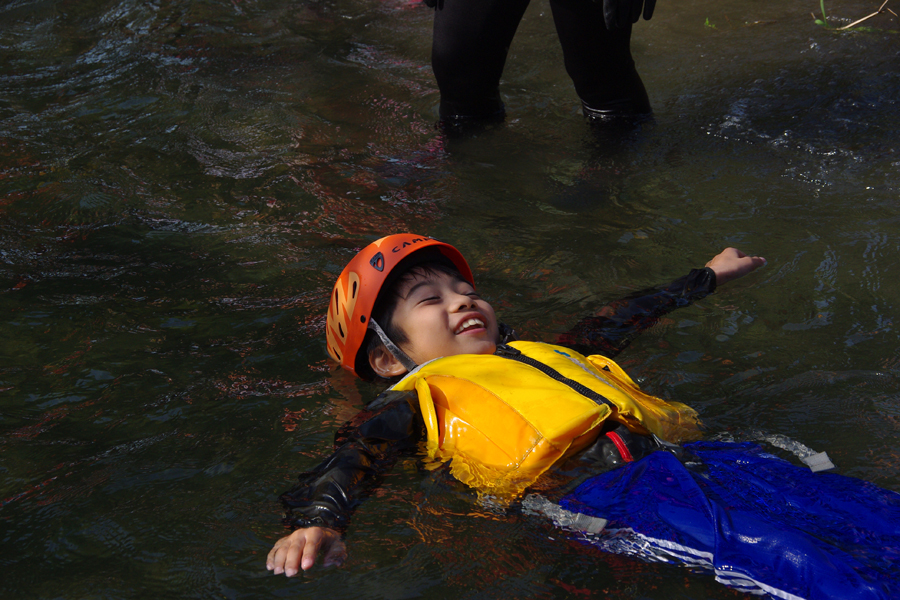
{"left": 548, "top": 0, "right": 651, "bottom": 118}
{"left": 431, "top": 0, "right": 531, "bottom": 123}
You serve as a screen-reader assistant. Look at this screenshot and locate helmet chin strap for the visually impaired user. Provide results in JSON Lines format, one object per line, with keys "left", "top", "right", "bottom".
{"left": 368, "top": 319, "right": 418, "bottom": 373}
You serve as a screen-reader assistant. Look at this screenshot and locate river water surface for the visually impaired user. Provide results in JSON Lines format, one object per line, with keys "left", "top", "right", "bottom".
{"left": 2, "top": 1, "right": 899, "bottom": 598}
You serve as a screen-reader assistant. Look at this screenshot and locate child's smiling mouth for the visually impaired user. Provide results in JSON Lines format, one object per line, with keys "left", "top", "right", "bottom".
{"left": 455, "top": 317, "right": 485, "bottom": 334}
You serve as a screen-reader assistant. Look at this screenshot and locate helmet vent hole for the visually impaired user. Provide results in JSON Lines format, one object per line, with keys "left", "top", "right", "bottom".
{"left": 332, "top": 346, "right": 341, "bottom": 360}
{"left": 351, "top": 281, "right": 357, "bottom": 298}
{"left": 360, "top": 315, "right": 366, "bottom": 323}
{"left": 338, "top": 323, "right": 344, "bottom": 338}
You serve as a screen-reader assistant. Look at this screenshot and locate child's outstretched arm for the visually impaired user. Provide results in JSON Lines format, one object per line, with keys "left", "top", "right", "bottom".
{"left": 558, "top": 247, "right": 765, "bottom": 358}
{"left": 267, "top": 526, "right": 346, "bottom": 576}
{"left": 705, "top": 247, "right": 766, "bottom": 286}
{"left": 269, "top": 391, "right": 423, "bottom": 575}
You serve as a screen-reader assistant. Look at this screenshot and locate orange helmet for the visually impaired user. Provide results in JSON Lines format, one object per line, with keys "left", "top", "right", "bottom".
{"left": 326, "top": 233, "right": 474, "bottom": 378}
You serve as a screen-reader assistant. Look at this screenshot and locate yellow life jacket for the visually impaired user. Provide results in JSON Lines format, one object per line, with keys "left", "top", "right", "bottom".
{"left": 390, "top": 340, "right": 701, "bottom": 498}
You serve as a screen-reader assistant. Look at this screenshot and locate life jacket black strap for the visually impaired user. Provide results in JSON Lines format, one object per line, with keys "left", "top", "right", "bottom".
{"left": 495, "top": 344, "right": 614, "bottom": 409}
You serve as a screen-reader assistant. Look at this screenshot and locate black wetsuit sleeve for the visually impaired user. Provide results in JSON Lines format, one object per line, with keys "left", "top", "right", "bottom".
{"left": 279, "top": 390, "right": 423, "bottom": 531}
{"left": 557, "top": 267, "right": 717, "bottom": 358}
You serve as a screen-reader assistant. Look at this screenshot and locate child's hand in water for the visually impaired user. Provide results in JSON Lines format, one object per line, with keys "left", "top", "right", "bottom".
{"left": 706, "top": 248, "right": 767, "bottom": 286}
{"left": 267, "top": 526, "right": 347, "bottom": 576}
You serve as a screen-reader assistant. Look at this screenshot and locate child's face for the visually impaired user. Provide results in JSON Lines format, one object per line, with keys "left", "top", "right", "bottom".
{"left": 389, "top": 269, "right": 499, "bottom": 364}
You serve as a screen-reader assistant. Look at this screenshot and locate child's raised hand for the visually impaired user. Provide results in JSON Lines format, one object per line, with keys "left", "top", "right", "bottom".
{"left": 705, "top": 248, "right": 766, "bottom": 286}
{"left": 266, "top": 526, "right": 347, "bottom": 576}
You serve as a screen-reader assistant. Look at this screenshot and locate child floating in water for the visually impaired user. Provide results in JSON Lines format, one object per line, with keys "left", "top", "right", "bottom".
{"left": 267, "top": 234, "right": 900, "bottom": 600}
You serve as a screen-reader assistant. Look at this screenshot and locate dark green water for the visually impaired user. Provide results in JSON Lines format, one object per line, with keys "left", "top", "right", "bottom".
{"left": 1, "top": 0, "right": 898, "bottom": 598}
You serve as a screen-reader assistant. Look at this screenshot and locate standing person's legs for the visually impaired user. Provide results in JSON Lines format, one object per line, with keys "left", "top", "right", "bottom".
{"left": 432, "top": 0, "right": 531, "bottom": 122}
{"left": 549, "top": 0, "right": 651, "bottom": 118}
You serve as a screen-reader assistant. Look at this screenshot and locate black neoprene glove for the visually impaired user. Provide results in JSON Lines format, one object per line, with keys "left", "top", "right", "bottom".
{"left": 603, "top": 0, "right": 656, "bottom": 29}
